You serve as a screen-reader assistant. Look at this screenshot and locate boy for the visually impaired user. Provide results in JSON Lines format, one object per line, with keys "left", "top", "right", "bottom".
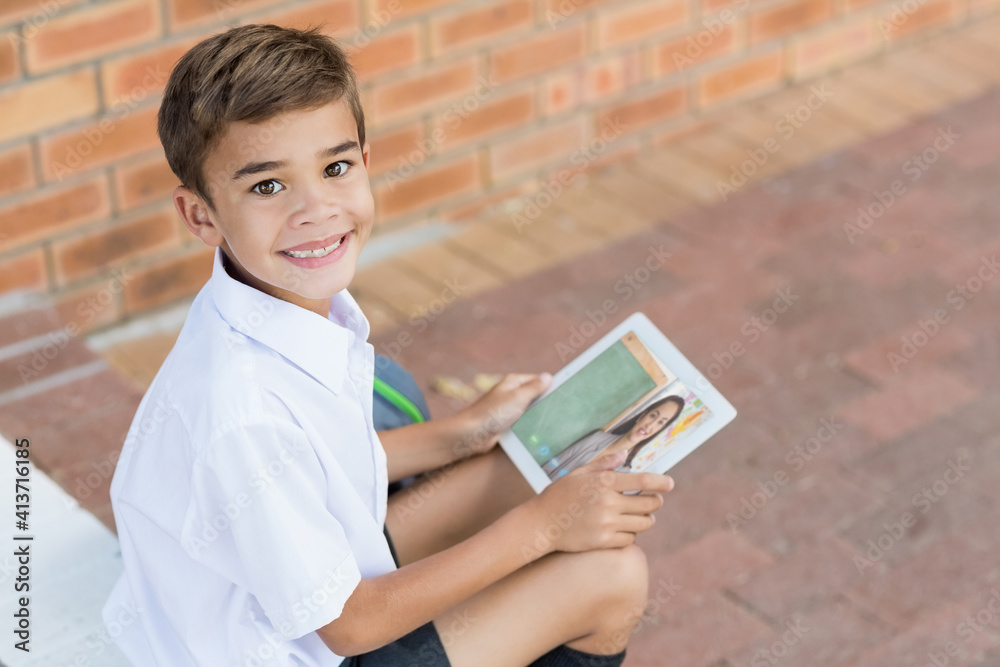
{"left": 102, "top": 24, "right": 674, "bottom": 667}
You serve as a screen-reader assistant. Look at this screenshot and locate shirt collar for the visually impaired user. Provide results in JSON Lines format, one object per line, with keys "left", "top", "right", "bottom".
{"left": 207, "top": 247, "right": 369, "bottom": 395}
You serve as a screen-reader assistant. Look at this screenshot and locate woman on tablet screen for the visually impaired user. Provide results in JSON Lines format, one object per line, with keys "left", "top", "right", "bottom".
{"left": 542, "top": 395, "right": 686, "bottom": 480}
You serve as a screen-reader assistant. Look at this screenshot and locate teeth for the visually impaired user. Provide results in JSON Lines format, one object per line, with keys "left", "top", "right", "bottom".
{"left": 283, "top": 236, "right": 344, "bottom": 259}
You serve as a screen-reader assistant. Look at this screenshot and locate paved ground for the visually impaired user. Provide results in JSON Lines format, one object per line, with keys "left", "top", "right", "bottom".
{"left": 1, "top": 17, "right": 1000, "bottom": 667}
{"left": 370, "top": 87, "right": 1000, "bottom": 667}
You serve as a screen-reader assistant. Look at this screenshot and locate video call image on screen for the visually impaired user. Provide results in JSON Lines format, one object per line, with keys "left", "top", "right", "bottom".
{"left": 511, "top": 331, "right": 714, "bottom": 478}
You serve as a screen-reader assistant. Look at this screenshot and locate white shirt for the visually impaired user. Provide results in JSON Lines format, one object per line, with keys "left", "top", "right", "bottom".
{"left": 102, "top": 248, "right": 396, "bottom": 666}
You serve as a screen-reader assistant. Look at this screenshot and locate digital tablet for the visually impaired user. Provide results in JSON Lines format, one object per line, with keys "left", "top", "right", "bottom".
{"left": 498, "top": 312, "right": 737, "bottom": 494}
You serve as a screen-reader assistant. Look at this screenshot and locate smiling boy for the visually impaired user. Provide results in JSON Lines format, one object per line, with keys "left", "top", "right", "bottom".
{"left": 102, "top": 24, "right": 673, "bottom": 667}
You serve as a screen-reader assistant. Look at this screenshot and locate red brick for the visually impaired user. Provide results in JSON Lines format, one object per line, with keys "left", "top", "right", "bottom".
{"left": 846, "top": 533, "right": 999, "bottom": 628}
{"left": 0, "top": 331, "right": 101, "bottom": 395}
{"left": 115, "top": 152, "right": 180, "bottom": 211}
{"left": 256, "top": 0, "right": 359, "bottom": 35}
{"left": 349, "top": 24, "right": 419, "bottom": 82}
{"left": 837, "top": 367, "right": 979, "bottom": 442}
{"left": 0, "top": 68, "right": 99, "bottom": 144}
{"left": 101, "top": 39, "right": 197, "bottom": 108}
{"left": 0, "top": 35, "right": 18, "bottom": 83}
{"left": 648, "top": 530, "right": 773, "bottom": 604}
{"left": 699, "top": 50, "right": 784, "bottom": 107}
{"left": 750, "top": 0, "right": 833, "bottom": 44}
{"left": 123, "top": 246, "right": 214, "bottom": 314}
{"left": 430, "top": 0, "right": 533, "bottom": 54}
{"left": 0, "top": 144, "right": 36, "bottom": 198}
{"left": 54, "top": 280, "right": 127, "bottom": 333}
{"left": 596, "top": 85, "right": 686, "bottom": 136}
{"left": 25, "top": 0, "right": 161, "bottom": 74}
{"left": 790, "top": 17, "right": 878, "bottom": 79}
{"left": 374, "top": 154, "right": 480, "bottom": 219}
{"left": 40, "top": 105, "right": 160, "bottom": 182}
{"left": 597, "top": 0, "right": 689, "bottom": 49}
{"left": 636, "top": 593, "right": 772, "bottom": 665}
{"left": 167, "top": 0, "right": 284, "bottom": 30}
{"left": 53, "top": 207, "right": 182, "bottom": 285}
{"left": 842, "top": 322, "right": 976, "bottom": 385}
{"left": 0, "top": 0, "right": 85, "bottom": 26}
{"left": 586, "top": 53, "right": 642, "bottom": 100}
{"left": 727, "top": 601, "right": 891, "bottom": 667}
{"left": 367, "top": 124, "right": 425, "bottom": 178}
{"left": 541, "top": 0, "right": 616, "bottom": 13}
{"left": 653, "top": 24, "right": 741, "bottom": 76}
{"left": 368, "top": 59, "right": 479, "bottom": 124}
{"left": 727, "top": 537, "right": 863, "bottom": 619}
{"left": 371, "top": 0, "right": 459, "bottom": 17}
{"left": 878, "top": 0, "right": 958, "bottom": 40}
{"left": 439, "top": 181, "right": 534, "bottom": 222}
{"left": 0, "top": 177, "right": 110, "bottom": 250}
{"left": 542, "top": 72, "right": 582, "bottom": 116}
{"left": 489, "top": 118, "right": 586, "bottom": 182}
{"left": 0, "top": 249, "right": 46, "bottom": 294}
{"left": 490, "top": 25, "right": 587, "bottom": 84}
{"left": 434, "top": 91, "right": 535, "bottom": 151}
{"left": 850, "top": 591, "right": 1000, "bottom": 667}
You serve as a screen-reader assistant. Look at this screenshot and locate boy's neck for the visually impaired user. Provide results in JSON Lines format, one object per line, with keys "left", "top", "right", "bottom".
{"left": 220, "top": 249, "right": 332, "bottom": 319}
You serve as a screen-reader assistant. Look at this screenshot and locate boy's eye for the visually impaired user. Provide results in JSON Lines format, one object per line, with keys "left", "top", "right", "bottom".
{"left": 325, "top": 161, "right": 352, "bottom": 178}
{"left": 251, "top": 180, "right": 283, "bottom": 196}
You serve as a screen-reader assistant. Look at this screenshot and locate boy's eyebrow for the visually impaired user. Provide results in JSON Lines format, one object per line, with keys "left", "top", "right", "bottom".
{"left": 231, "top": 140, "right": 362, "bottom": 180}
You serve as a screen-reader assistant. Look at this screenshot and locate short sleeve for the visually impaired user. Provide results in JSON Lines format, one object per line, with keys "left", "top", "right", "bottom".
{"left": 180, "top": 416, "right": 362, "bottom": 640}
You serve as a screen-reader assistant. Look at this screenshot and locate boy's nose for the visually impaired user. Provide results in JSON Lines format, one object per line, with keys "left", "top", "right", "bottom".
{"left": 288, "top": 180, "right": 341, "bottom": 227}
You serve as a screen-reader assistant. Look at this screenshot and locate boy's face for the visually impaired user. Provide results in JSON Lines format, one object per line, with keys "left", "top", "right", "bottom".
{"left": 176, "top": 98, "right": 373, "bottom": 316}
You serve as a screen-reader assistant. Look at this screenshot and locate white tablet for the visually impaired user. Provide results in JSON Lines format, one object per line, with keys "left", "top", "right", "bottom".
{"left": 498, "top": 312, "right": 737, "bottom": 494}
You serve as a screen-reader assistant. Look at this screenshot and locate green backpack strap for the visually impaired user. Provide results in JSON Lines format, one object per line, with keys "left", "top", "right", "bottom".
{"left": 373, "top": 376, "right": 426, "bottom": 424}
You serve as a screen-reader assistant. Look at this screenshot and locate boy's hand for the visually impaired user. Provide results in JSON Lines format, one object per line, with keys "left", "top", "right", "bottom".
{"left": 456, "top": 372, "right": 553, "bottom": 456}
{"left": 525, "top": 449, "right": 674, "bottom": 553}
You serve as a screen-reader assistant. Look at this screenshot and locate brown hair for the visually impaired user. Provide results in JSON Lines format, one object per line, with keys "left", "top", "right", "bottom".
{"left": 157, "top": 23, "right": 365, "bottom": 210}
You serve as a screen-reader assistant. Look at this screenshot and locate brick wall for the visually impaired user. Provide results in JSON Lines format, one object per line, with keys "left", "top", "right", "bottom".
{"left": 0, "top": 0, "right": 995, "bottom": 331}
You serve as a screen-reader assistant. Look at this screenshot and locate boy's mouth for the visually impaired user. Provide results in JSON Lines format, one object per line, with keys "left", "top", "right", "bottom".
{"left": 281, "top": 232, "right": 349, "bottom": 259}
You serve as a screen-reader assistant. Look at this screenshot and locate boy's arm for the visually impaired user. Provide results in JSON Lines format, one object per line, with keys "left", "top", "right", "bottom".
{"left": 379, "top": 412, "right": 477, "bottom": 483}
{"left": 317, "top": 500, "right": 543, "bottom": 656}
{"left": 319, "top": 449, "right": 672, "bottom": 657}
{"left": 380, "top": 373, "right": 554, "bottom": 482}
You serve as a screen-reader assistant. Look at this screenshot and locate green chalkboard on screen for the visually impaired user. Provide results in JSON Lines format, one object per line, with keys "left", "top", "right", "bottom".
{"left": 512, "top": 334, "right": 664, "bottom": 466}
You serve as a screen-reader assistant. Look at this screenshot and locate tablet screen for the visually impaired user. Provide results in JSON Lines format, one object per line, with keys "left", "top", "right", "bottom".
{"left": 510, "top": 330, "right": 715, "bottom": 480}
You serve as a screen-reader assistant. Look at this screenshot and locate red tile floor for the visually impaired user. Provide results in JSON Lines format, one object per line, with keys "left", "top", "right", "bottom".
{"left": 370, "top": 88, "right": 1000, "bottom": 666}
{"left": 2, "top": 54, "right": 1000, "bottom": 667}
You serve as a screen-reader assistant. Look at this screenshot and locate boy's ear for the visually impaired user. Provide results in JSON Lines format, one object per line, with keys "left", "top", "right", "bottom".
{"left": 362, "top": 141, "right": 370, "bottom": 171}
{"left": 174, "top": 185, "right": 224, "bottom": 247}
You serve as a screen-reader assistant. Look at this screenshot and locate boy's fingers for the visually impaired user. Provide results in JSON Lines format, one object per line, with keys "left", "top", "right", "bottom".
{"left": 612, "top": 471, "right": 674, "bottom": 493}
{"left": 618, "top": 492, "right": 663, "bottom": 515}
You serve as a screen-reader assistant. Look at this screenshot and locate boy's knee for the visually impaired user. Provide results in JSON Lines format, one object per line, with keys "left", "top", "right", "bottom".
{"left": 584, "top": 545, "right": 649, "bottom": 604}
